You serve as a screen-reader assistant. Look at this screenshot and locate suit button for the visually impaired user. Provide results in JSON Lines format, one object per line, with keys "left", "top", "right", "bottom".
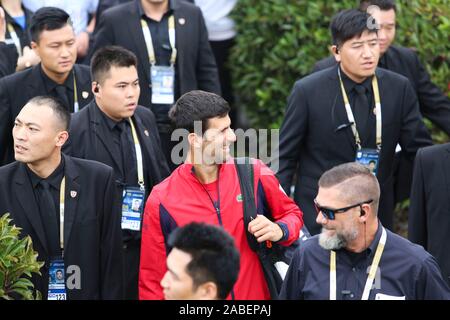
{"left": 123, "top": 244, "right": 128, "bottom": 249}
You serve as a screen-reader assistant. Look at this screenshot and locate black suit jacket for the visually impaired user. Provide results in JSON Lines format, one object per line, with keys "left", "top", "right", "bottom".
{"left": 0, "top": 43, "right": 18, "bottom": 78}
{"left": 313, "top": 46, "right": 450, "bottom": 134}
{"left": 409, "top": 143, "right": 450, "bottom": 285}
{"left": 64, "top": 101, "right": 170, "bottom": 197}
{"left": 0, "top": 5, "right": 33, "bottom": 77}
{"left": 90, "top": 0, "right": 221, "bottom": 110}
{"left": 277, "top": 65, "right": 432, "bottom": 234}
{"left": 0, "top": 64, "right": 92, "bottom": 165}
{"left": 0, "top": 155, "right": 123, "bottom": 299}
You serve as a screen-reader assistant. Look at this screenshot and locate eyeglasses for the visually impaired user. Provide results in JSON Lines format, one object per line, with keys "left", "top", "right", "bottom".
{"left": 314, "top": 199, "right": 373, "bottom": 220}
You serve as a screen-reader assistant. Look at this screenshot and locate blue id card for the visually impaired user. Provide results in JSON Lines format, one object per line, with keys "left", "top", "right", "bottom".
{"left": 121, "top": 187, "right": 145, "bottom": 231}
{"left": 48, "top": 259, "right": 66, "bottom": 300}
{"left": 355, "top": 148, "right": 379, "bottom": 176}
{"left": 151, "top": 65, "right": 175, "bottom": 104}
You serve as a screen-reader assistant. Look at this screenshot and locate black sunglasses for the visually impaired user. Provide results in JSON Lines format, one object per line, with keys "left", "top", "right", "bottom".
{"left": 314, "top": 199, "right": 373, "bottom": 220}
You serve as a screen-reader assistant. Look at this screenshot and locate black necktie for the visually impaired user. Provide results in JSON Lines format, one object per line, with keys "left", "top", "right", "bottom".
{"left": 119, "top": 121, "right": 138, "bottom": 185}
{"left": 38, "top": 180, "right": 60, "bottom": 257}
{"left": 55, "top": 85, "right": 70, "bottom": 111}
{"left": 353, "top": 84, "right": 370, "bottom": 143}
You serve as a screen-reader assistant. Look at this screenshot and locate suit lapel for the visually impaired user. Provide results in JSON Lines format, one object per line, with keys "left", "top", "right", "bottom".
{"left": 132, "top": 113, "right": 161, "bottom": 185}
{"left": 128, "top": 5, "right": 151, "bottom": 84}
{"left": 73, "top": 65, "right": 92, "bottom": 107}
{"left": 62, "top": 155, "right": 80, "bottom": 251}
{"left": 28, "top": 65, "right": 47, "bottom": 99}
{"left": 14, "top": 163, "right": 49, "bottom": 255}
{"left": 173, "top": 7, "right": 185, "bottom": 87}
{"left": 329, "top": 66, "right": 357, "bottom": 152}
{"left": 88, "top": 103, "right": 122, "bottom": 170}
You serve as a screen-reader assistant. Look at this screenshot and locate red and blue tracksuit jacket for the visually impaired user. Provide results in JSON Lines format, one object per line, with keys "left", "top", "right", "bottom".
{"left": 138, "top": 158, "right": 303, "bottom": 300}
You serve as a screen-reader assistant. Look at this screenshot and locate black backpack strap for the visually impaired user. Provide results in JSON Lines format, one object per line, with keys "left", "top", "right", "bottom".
{"left": 234, "top": 157, "right": 259, "bottom": 252}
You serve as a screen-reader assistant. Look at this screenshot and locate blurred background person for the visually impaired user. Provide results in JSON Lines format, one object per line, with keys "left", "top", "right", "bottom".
{"left": 161, "top": 222, "right": 240, "bottom": 300}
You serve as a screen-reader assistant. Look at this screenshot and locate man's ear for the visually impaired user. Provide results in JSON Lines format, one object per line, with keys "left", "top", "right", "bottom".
{"left": 56, "top": 131, "right": 69, "bottom": 147}
{"left": 359, "top": 203, "right": 371, "bottom": 223}
{"left": 331, "top": 45, "right": 341, "bottom": 62}
{"left": 30, "top": 41, "right": 40, "bottom": 57}
{"left": 188, "top": 132, "right": 202, "bottom": 148}
{"left": 196, "top": 282, "right": 219, "bottom": 300}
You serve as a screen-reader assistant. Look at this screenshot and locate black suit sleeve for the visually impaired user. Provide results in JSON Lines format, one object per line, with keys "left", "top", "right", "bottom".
{"left": 408, "top": 147, "right": 428, "bottom": 248}
{"left": 88, "top": 11, "right": 115, "bottom": 61}
{"left": 279, "top": 246, "right": 304, "bottom": 300}
{"left": 311, "top": 56, "right": 337, "bottom": 74}
{"left": 0, "top": 77, "right": 13, "bottom": 165}
{"left": 398, "top": 80, "right": 433, "bottom": 158}
{"left": 0, "top": 43, "right": 18, "bottom": 78}
{"left": 194, "top": 10, "right": 221, "bottom": 95}
{"left": 411, "top": 52, "right": 450, "bottom": 134}
{"left": 100, "top": 167, "right": 124, "bottom": 299}
{"left": 276, "top": 81, "right": 308, "bottom": 195}
{"left": 148, "top": 111, "right": 170, "bottom": 178}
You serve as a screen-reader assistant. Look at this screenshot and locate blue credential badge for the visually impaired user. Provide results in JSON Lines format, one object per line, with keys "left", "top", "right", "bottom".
{"left": 355, "top": 148, "right": 379, "bottom": 176}
{"left": 48, "top": 259, "right": 66, "bottom": 300}
{"left": 151, "top": 65, "right": 175, "bottom": 104}
{"left": 122, "top": 187, "right": 145, "bottom": 231}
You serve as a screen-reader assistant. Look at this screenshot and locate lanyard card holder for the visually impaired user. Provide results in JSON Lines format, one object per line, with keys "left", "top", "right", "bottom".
{"left": 151, "top": 65, "right": 175, "bottom": 105}
{"left": 355, "top": 148, "right": 379, "bottom": 176}
{"left": 48, "top": 258, "right": 66, "bottom": 300}
{"left": 121, "top": 186, "right": 145, "bottom": 231}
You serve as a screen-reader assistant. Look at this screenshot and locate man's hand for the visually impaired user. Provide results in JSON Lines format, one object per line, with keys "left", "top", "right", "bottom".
{"left": 0, "top": 8, "right": 6, "bottom": 43}
{"left": 248, "top": 215, "right": 284, "bottom": 243}
{"left": 16, "top": 46, "right": 41, "bottom": 71}
{"left": 76, "top": 31, "right": 90, "bottom": 58}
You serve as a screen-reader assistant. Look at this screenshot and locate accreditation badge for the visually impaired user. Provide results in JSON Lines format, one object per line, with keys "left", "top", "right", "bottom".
{"left": 151, "top": 65, "right": 175, "bottom": 104}
{"left": 355, "top": 148, "right": 379, "bottom": 176}
{"left": 121, "top": 187, "right": 145, "bottom": 231}
{"left": 48, "top": 258, "right": 66, "bottom": 300}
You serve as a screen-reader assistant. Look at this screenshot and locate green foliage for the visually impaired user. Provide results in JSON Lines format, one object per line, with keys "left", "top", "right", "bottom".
{"left": 0, "top": 213, "right": 44, "bottom": 300}
{"left": 231, "top": 0, "right": 450, "bottom": 133}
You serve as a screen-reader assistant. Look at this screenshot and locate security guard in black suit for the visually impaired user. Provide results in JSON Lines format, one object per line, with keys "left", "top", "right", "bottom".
{"left": 409, "top": 143, "right": 450, "bottom": 286}
{"left": 90, "top": 0, "right": 221, "bottom": 170}
{"left": 0, "top": 96, "right": 123, "bottom": 300}
{"left": 64, "top": 46, "right": 170, "bottom": 299}
{"left": 0, "top": 7, "right": 92, "bottom": 166}
{"left": 277, "top": 9, "right": 432, "bottom": 235}
{"left": 312, "top": 0, "right": 450, "bottom": 204}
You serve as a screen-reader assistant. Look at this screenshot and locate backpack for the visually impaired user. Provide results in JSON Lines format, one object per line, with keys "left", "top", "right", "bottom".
{"left": 234, "top": 157, "right": 308, "bottom": 299}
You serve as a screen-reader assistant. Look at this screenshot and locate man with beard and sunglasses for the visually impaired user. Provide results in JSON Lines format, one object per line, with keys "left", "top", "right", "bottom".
{"left": 280, "top": 162, "right": 450, "bottom": 300}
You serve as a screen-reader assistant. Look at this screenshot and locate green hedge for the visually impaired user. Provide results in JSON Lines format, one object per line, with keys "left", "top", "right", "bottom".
{"left": 231, "top": 0, "right": 450, "bottom": 138}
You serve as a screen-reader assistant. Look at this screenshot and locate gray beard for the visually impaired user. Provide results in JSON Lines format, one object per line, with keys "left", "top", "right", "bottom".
{"left": 318, "top": 227, "right": 359, "bottom": 251}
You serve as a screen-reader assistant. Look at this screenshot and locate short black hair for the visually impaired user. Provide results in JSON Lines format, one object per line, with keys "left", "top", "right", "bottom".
{"left": 30, "top": 7, "right": 72, "bottom": 43}
{"left": 330, "top": 9, "right": 378, "bottom": 48}
{"left": 27, "top": 96, "right": 71, "bottom": 131}
{"left": 168, "top": 222, "right": 240, "bottom": 300}
{"left": 359, "top": 0, "right": 397, "bottom": 12}
{"left": 169, "top": 90, "right": 230, "bottom": 134}
{"left": 91, "top": 46, "right": 138, "bottom": 84}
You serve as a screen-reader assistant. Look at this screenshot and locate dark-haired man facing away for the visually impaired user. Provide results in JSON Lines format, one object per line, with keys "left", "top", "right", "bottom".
{"left": 161, "top": 222, "right": 240, "bottom": 300}
{"left": 277, "top": 9, "right": 431, "bottom": 235}
{"left": 0, "top": 6, "right": 92, "bottom": 166}
{"left": 0, "top": 96, "right": 123, "bottom": 300}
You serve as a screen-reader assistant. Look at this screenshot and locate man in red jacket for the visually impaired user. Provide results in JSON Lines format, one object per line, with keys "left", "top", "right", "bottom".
{"left": 139, "top": 90, "right": 303, "bottom": 300}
